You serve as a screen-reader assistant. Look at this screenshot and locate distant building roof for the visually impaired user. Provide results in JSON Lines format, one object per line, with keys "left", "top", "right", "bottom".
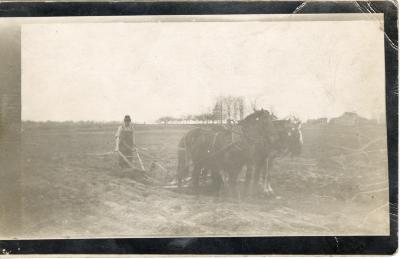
{"left": 342, "top": 112, "right": 359, "bottom": 117}
{"left": 330, "top": 112, "right": 371, "bottom": 125}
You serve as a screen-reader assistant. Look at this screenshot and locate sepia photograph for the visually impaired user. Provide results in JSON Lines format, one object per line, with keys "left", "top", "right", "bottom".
{"left": 0, "top": 12, "right": 391, "bottom": 241}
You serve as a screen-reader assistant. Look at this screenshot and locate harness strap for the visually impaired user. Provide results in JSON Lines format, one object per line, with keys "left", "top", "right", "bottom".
{"left": 183, "top": 134, "right": 190, "bottom": 163}
{"left": 210, "top": 132, "right": 220, "bottom": 151}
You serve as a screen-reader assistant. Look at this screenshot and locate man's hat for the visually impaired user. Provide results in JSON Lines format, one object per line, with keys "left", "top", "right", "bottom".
{"left": 124, "top": 115, "right": 131, "bottom": 122}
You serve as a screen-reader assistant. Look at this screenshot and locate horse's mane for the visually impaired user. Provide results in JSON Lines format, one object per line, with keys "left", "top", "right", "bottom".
{"left": 273, "top": 118, "right": 302, "bottom": 133}
{"left": 282, "top": 115, "right": 301, "bottom": 123}
{"left": 240, "top": 109, "right": 272, "bottom": 124}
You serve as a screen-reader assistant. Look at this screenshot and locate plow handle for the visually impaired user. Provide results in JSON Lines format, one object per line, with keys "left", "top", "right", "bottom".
{"left": 135, "top": 149, "right": 146, "bottom": 171}
{"left": 117, "top": 150, "right": 142, "bottom": 171}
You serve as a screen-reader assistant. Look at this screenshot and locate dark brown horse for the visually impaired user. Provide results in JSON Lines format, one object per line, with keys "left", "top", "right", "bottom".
{"left": 176, "top": 109, "right": 278, "bottom": 196}
{"left": 176, "top": 127, "right": 231, "bottom": 194}
{"left": 176, "top": 127, "right": 225, "bottom": 189}
{"left": 246, "top": 118, "right": 303, "bottom": 195}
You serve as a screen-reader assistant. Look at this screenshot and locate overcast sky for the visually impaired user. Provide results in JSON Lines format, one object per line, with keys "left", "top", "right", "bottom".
{"left": 22, "top": 16, "right": 385, "bottom": 122}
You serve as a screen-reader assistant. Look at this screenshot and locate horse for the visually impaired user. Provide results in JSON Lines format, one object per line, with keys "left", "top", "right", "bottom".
{"left": 246, "top": 117, "right": 303, "bottom": 196}
{"left": 176, "top": 126, "right": 232, "bottom": 194}
{"left": 238, "top": 110, "right": 280, "bottom": 195}
{"left": 176, "top": 109, "right": 278, "bottom": 197}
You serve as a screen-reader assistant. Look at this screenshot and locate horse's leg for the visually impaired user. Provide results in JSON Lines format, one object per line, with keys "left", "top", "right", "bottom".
{"left": 244, "top": 162, "right": 253, "bottom": 197}
{"left": 261, "top": 163, "right": 266, "bottom": 184}
{"left": 262, "top": 158, "right": 269, "bottom": 194}
{"left": 252, "top": 162, "right": 262, "bottom": 196}
{"left": 253, "top": 157, "right": 263, "bottom": 187}
{"left": 262, "top": 157, "right": 274, "bottom": 195}
{"left": 192, "top": 163, "right": 201, "bottom": 192}
{"left": 177, "top": 150, "right": 186, "bottom": 188}
{"left": 199, "top": 168, "right": 205, "bottom": 186}
{"left": 266, "top": 158, "right": 275, "bottom": 194}
{"left": 261, "top": 156, "right": 271, "bottom": 194}
{"left": 177, "top": 169, "right": 182, "bottom": 188}
{"left": 229, "top": 168, "right": 240, "bottom": 200}
{"left": 210, "top": 169, "right": 223, "bottom": 196}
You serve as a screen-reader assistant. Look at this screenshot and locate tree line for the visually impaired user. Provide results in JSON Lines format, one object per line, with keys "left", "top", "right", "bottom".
{"left": 157, "top": 95, "right": 246, "bottom": 125}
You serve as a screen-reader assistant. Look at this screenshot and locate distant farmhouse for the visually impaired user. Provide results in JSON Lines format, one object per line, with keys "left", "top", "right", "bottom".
{"left": 306, "top": 117, "right": 328, "bottom": 125}
{"left": 329, "top": 112, "right": 376, "bottom": 126}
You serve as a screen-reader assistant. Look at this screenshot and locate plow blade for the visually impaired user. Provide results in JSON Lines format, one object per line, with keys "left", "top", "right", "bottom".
{"left": 117, "top": 151, "right": 146, "bottom": 174}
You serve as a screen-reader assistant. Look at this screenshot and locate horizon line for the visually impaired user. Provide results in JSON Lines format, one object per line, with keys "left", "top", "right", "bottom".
{"left": 21, "top": 111, "right": 381, "bottom": 124}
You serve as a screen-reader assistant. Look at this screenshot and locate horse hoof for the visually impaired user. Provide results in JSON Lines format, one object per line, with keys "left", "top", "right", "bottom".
{"left": 262, "top": 189, "right": 273, "bottom": 197}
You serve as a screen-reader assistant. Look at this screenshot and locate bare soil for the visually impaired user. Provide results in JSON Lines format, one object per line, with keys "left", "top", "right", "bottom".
{"left": 20, "top": 123, "right": 389, "bottom": 238}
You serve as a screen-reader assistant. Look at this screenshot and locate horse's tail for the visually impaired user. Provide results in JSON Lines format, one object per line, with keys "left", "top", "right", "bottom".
{"left": 177, "top": 133, "right": 190, "bottom": 187}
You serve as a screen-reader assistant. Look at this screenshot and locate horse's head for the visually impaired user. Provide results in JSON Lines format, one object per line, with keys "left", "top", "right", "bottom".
{"left": 274, "top": 117, "right": 303, "bottom": 156}
{"left": 239, "top": 109, "right": 278, "bottom": 144}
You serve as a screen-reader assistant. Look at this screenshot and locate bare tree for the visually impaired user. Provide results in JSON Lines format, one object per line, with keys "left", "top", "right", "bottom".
{"left": 157, "top": 116, "right": 175, "bottom": 127}
{"left": 210, "top": 95, "right": 246, "bottom": 123}
{"left": 232, "top": 96, "right": 245, "bottom": 121}
{"left": 237, "top": 97, "right": 245, "bottom": 120}
{"left": 180, "top": 114, "right": 189, "bottom": 124}
{"left": 250, "top": 97, "right": 260, "bottom": 112}
{"left": 212, "top": 97, "right": 224, "bottom": 124}
{"left": 233, "top": 98, "right": 239, "bottom": 120}
{"left": 225, "top": 96, "right": 235, "bottom": 119}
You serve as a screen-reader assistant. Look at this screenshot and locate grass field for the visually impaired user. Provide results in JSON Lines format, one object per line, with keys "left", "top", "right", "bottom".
{"left": 20, "top": 123, "right": 389, "bottom": 238}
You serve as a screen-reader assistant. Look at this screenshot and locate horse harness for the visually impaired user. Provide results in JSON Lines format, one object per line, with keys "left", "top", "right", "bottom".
{"left": 208, "top": 126, "right": 246, "bottom": 156}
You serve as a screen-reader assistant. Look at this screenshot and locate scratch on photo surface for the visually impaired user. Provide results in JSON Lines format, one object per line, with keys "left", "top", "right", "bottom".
{"left": 293, "top": 2, "right": 307, "bottom": 14}
{"left": 354, "top": 1, "right": 398, "bottom": 51}
{"left": 334, "top": 236, "right": 339, "bottom": 249}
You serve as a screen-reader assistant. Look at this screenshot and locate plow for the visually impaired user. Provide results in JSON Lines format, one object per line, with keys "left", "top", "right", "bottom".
{"left": 117, "top": 150, "right": 146, "bottom": 173}
{"left": 87, "top": 145, "right": 171, "bottom": 185}
{"left": 86, "top": 145, "right": 207, "bottom": 193}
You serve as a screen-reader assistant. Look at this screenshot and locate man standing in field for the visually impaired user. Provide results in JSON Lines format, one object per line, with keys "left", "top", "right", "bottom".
{"left": 115, "top": 115, "right": 135, "bottom": 168}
